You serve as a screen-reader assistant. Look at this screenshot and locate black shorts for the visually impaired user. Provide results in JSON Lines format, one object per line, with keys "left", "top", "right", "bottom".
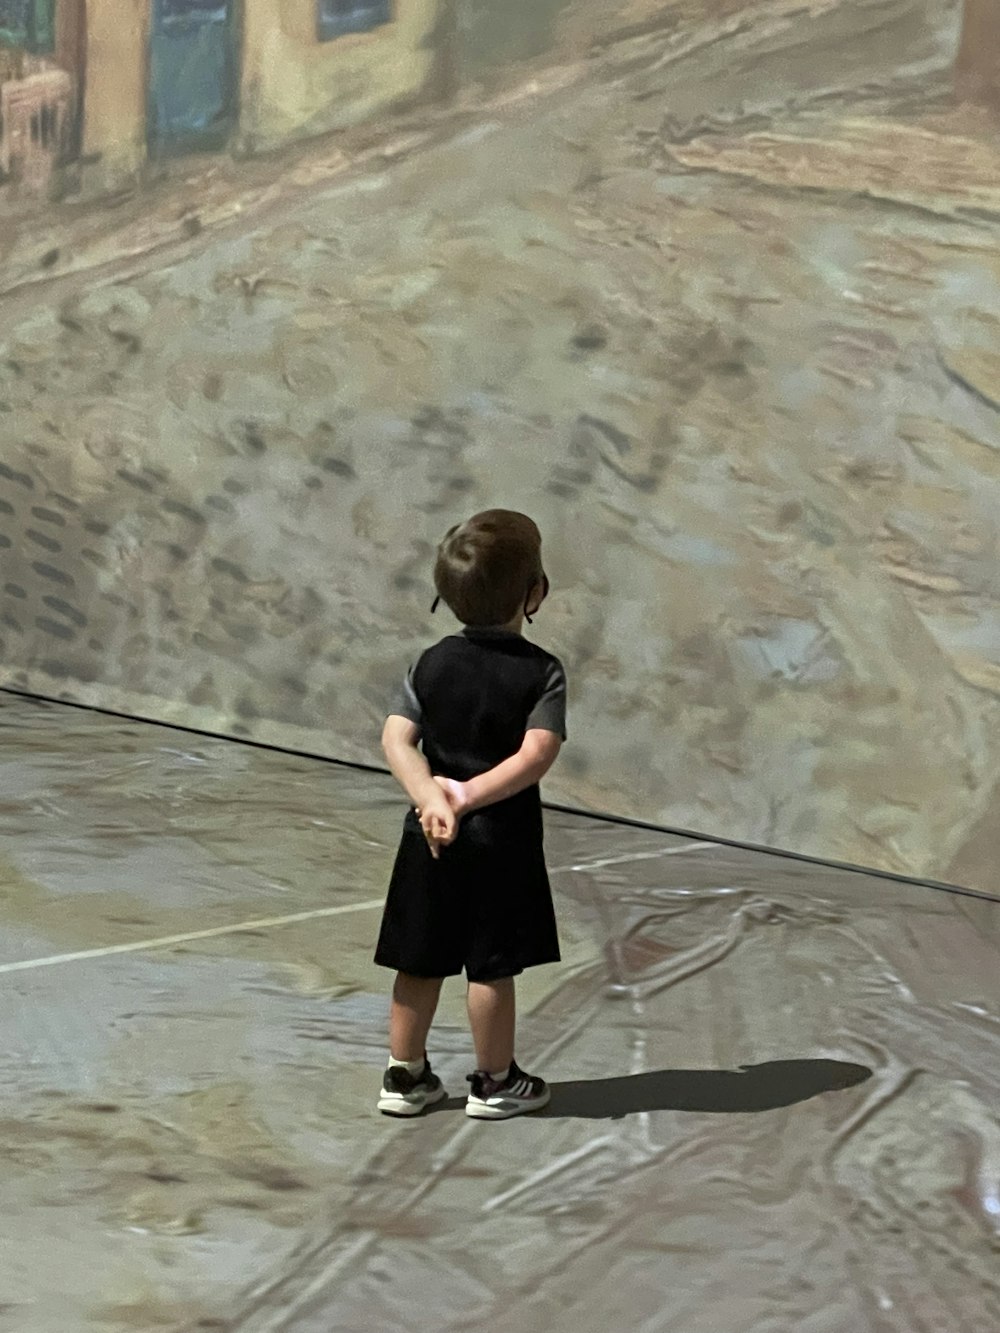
{"left": 374, "top": 807, "right": 561, "bottom": 983}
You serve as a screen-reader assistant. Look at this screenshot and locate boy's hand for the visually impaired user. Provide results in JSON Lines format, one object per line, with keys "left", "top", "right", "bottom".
{"left": 415, "top": 777, "right": 470, "bottom": 858}
{"left": 416, "top": 788, "right": 457, "bottom": 860}
{"left": 432, "top": 775, "right": 471, "bottom": 816}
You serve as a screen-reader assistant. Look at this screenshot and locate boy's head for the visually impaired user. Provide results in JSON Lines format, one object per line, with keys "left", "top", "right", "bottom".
{"left": 432, "top": 510, "right": 547, "bottom": 627}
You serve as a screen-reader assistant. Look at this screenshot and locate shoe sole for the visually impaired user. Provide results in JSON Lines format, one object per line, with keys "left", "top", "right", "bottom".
{"left": 465, "top": 1085, "right": 551, "bottom": 1120}
{"left": 377, "top": 1085, "right": 448, "bottom": 1117}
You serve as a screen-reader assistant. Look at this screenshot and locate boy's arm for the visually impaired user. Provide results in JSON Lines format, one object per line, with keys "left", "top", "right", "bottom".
{"left": 382, "top": 717, "right": 441, "bottom": 811}
{"left": 461, "top": 729, "right": 561, "bottom": 812}
{"left": 382, "top": 719, "right": 561, "bottom": 814}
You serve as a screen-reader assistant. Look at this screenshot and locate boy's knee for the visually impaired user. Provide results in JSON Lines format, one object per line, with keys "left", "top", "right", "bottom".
{"left": 467, "top": 975, "right": 515, "bottom": 991}
{"left": 394, "top": 971, "right": 443, "bottom": 989}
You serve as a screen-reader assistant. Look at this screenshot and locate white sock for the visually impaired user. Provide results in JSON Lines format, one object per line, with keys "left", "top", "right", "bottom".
{"left": 488, "top": 1065, "right": 510, "bottom": 1083}
{"left": 388, "top": 1055, "right": 426, "bottom": 1077}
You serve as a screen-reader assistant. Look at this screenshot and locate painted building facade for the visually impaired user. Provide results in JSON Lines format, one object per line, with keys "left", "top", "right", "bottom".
{"left": 5, "top": 4, "right": 992, "bottom": 210}
{"left": 956, "top": 0, "right": 1000, "bottom": 110}
{"left": 0, "top": 0, "right": 450, "bottom": 200}
{"left": 0, "top": 0, "right": 681, "bottom": 204}
{"left": 0, "top": 0, "right": 85, "bottom": 193}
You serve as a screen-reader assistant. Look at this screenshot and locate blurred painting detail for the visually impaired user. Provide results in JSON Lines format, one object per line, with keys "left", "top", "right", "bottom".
{"left": 1, "top": 1, "right": 999, "bottom": 895}
{"left": 0, "top": 0, "right": 78, "bottom": 196}
{"left": 147, "top": 2, "right": 241, "bottom": 158}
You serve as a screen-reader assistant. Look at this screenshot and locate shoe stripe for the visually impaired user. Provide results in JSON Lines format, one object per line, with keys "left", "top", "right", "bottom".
{"left": 469, "top": 1074, "right": 543, "bottom": 1101}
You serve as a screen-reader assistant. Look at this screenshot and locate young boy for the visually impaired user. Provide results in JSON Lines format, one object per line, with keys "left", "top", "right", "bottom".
{"left": 374, "top": 509, "right": 567, "bottom": 1120}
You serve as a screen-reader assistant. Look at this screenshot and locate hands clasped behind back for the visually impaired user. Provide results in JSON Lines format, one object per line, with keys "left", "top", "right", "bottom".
{"left": 416, "top": 776, "right": 471, "bottom": 859}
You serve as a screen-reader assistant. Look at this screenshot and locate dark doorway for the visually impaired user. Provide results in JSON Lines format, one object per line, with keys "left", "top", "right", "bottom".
{"left": 147, "top": 0, "right": 239, "bottom": 157}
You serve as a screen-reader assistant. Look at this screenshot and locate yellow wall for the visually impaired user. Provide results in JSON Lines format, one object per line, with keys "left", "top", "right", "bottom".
{"left": 956, "top": 0, "right": 1000, "bottom": 108}
{"left": 81, "top": 0, "right": 147, "bottom": 189}
{"left": 239, "top": 0, "right": 446, "bottom": 154}
{"left": 60, "top": 0, "right": 673, "bottom": 195}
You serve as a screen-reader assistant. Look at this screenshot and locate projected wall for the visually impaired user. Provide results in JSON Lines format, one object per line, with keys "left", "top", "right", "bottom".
{"left": 1, "top": 0, "right": 998, "bottom": 893}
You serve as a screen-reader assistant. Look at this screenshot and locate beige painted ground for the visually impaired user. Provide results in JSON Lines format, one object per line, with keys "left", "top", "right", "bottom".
{"left": 0, "top": 693, "right": 998, "bottom": 1331}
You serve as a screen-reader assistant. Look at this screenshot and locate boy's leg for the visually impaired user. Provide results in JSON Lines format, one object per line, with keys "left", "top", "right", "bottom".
{"left": 464, "top": 975, "right": 550, "bottom": 1119}
{"left": 379, "top": 972, "right": 448, "bottom": 1116}
{"left": 389, "top": 972, "right": 445, "bottom": 1062}
{"left": 466, "top": 977, "right": 515, "bottom": 1075}
{"left": 466, "top": 970, "right": 552, "bottom": 1114}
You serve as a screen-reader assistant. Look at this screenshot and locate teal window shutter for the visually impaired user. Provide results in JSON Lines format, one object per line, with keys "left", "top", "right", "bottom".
{"left": 317, "top": 1, "right": 392, "bottom": 42}
{"left": 0, "top": 0, "right": 56, "bottom": 54}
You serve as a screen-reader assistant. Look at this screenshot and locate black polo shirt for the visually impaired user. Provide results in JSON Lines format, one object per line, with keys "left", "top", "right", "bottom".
{"left": 390, "top": 626, "right": 567, "bottom": 785}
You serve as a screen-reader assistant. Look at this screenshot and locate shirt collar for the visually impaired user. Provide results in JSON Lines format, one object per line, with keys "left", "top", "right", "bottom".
{"left": 460, "top": 626, "right": 523, "bottom": 638}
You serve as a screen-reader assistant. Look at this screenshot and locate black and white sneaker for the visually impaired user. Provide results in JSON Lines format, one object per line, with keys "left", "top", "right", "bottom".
{"left": 465, "top": 1059, "right": 550, "bottom": 1120}
{"left": 377, "top": 1059, "right": 447, "bottom": 1117}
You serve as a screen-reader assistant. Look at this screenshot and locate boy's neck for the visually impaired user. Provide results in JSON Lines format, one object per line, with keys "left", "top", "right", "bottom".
{"left": 464, "top": 616, "right": 524, "bottom": 637}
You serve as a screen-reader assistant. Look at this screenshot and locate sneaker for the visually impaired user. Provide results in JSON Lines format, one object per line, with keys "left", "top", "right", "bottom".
{"left": 377, "top": 1059, "right": 447, "bottom": 1117}
{"left": 465, "top": 1059, "right": 550, "bottom": 1120}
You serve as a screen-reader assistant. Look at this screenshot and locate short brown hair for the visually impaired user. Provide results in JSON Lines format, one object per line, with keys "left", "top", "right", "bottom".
{"left": 433, "top": 510, "right": 544, "bottom": 626}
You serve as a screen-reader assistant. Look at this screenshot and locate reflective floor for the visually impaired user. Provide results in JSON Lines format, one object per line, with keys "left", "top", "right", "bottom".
{"left": 1, "top": 692, "right": 998, "bottom": 1332}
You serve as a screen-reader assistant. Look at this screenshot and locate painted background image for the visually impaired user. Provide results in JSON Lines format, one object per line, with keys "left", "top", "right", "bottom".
{"left": 1, "top": 0, "right": 999, "bottom": 893}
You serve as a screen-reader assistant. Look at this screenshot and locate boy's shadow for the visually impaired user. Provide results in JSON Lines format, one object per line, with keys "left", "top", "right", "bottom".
{"left": 434, "top": 1059, "right": 872, "bottom": 1118}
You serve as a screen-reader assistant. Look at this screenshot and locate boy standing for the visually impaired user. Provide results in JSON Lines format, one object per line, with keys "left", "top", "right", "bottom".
{"left": 374, "top": 511, "right": 566, "bottom": 1120}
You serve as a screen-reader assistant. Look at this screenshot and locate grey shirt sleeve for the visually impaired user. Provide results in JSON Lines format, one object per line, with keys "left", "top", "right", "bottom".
{"left": 389, "top": 664, "right": 422, "bottom": 725}
{"left": 526, "top": 657, "right": 567, "bottom": 741}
